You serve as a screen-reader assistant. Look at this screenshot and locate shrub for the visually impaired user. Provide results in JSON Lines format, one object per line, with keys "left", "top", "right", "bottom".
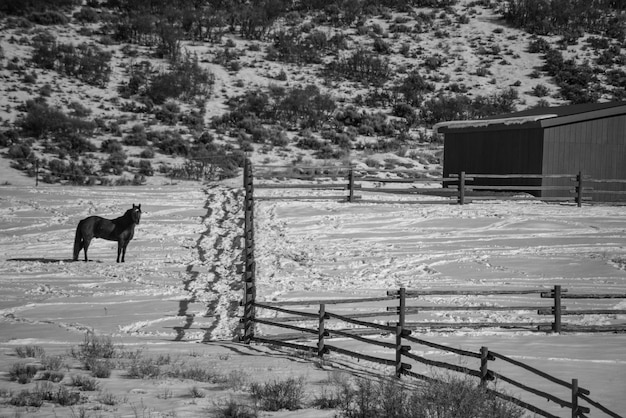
{"left": 154, "top": 131, "right": 189, "bottom": 156}
{"left": 9, "top": 363, "right": 39, "bottom": 384}
{"left": 8, "top": 143, "right": 32, "bottom": 160}
{"left": 41, "top": 355, "right": 65, "bottom": 371}
{"left": 326, "top": 49, "right": 390, "bottom": 86}
{"left": 101, "top": 138, "right": 123, "bottom": 153}
{"left": 127, "top": 357, "right": 161, "bottom": 379}
{"left": 15, "top": 345, "right": 45, "bottom": 358}
{"left": 72, "top": 332, "right": 117, "bottom": 361}
{"left": 138, "top": 160, "right": 154, "bottom": 176}
{"left": 155, "top": 100, "right": 181, "bottom": 125}
{"left": 70, "top": 374, "right": 100, "bottom": 391}
{"left": 18, "top": 100, "right": 96, "bottom": 138}
{"left": 532, "top": 84, "right": 550, "bottom": 97}
{"left": 139, "top": 147, "right": 155, "bottom": 159}
{"left": 10, "top": 390, "right": 43, "bottom": 407}
{"left": 334, "top": 375, "right": 525, "bottom": 418}
{"left": 31, "top": 38, "right": 112, "bottom": 87}
{"left": 73, "top": 6, "right": 99, "bottom": 23}
{"left": 250, "top": 377, "right": 306, "bottom": 411}
{"left": 28, "top": 10, "right": 69, "bottom": 25}
{"left": 145, "top": 52, "right": 213, "bottom": 105}
{"left": 123, "top": 124, "right": 148, "bottom": 146}
{"left": 102, "top": 151, "right": 127, "bottom": 175}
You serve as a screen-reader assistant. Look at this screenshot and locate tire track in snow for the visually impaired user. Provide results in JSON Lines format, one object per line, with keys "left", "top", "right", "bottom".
{"left": 175, "top": 185, "right": 244, "bottom": 341}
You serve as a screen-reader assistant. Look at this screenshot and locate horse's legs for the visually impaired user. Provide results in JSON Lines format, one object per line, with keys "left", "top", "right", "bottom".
{"left": 83, "top": 237, "right": 92, "bottom": 262}
{"left": 121, "top": 242, "right": 129, "bottom": 263}
{"left": 116, "top": 242, "right": 122, "bottom": 263}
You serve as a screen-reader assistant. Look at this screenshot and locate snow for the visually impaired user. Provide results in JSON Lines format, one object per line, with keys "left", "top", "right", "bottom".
{"left": 0, "top": 182, "right": 625, "bottom": 417}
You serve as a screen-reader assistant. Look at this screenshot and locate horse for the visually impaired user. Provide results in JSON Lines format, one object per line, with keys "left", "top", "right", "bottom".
{"left": 73, "top": 204, "right": 141, "bottom": 263}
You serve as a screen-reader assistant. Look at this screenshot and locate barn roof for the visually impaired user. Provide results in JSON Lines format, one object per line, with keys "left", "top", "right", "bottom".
{"left": 434, "top": 101, "right": 626, "bottom": 134}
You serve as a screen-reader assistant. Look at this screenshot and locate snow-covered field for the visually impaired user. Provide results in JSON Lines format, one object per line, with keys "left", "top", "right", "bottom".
{"left": 0, "top": 180, "right": 625, "bottom": 417}
{"left": 254, "top": 190, "right": 626, "bottom": 416}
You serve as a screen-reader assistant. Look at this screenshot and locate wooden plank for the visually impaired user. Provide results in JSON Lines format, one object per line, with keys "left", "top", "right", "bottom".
{"left": 466, "top": 185, "right": 573, "bottom": 191}
{"left": 559, "top": 309, "right": 626, "bottom": 315}
{"left": 399, "top": 289, "right": 549, "bottom": 297}
{"left": 355, "top": 199, "right": 457, "bottom": 205}
{"left": 396, "top": 305, "right": 543, "bottom": 313}
{"left": 490, "top": 371, "right": 573, "bottom": 409}
{"left": 355, "top": 177, "right": 449, "bottom": 183}
{"left": 560, "top": 293, "right": 626, "bottom": 299}
{"left": 487, "top": 388, "right": 560, "bottom": 418}
{"left": 255, "top": 183, "right": 349, "bottom": 189}
{"left": 325, "top": 344, "right": 396, "bottom": 367}
{"left": 327, "top": 329, "right": 397, "bottom": 349}
{"left": 251, "top": 336, "right": 317, "bottom": 352}
{"left": 254, "top": 303, "right": 319, "bottom": 319}
{"left": 402, "top": 322, "right": 547, "bottom": 330}
{"left": 403, "top": 334, "right": 481, "bottom": 359}
{"left": 260, "top": 296, "right": 396, "bottom": 306}
{"left": 255, "top": 195, "right": 350, "bottom": 201}
{"left": 578, "top": 392, "right": 624, "bottom": 418}
{"left": 403, "top": 351, "right": 481, "bottom": 378}
{"left": 264, "top": 311, "right": 397, "bottom": 323}
{"left": 326, "top": 312, "right": 396, "bottom": 333}
{"left": 490, "top": 351, "right": 590, "bottom": 394}
{"left": 252, "top": 318, "right": 318, "bottom": 335}
{"left": 359, "top": 187, "right": 456, "bottom": 194}
{"left": 468, "top": 174, "right": 574, "bottom": 179}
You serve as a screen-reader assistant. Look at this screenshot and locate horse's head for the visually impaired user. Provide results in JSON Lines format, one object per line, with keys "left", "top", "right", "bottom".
{"left": 131, "top": 204, "right": 142, "bottom": 224}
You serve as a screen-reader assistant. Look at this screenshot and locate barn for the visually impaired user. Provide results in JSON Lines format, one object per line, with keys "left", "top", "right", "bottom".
{"left": 434, "top": 101, "right": 626, "bottom": 202}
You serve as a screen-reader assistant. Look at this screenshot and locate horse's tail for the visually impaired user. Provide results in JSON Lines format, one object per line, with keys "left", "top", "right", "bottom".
{"left": 73, "top": 222, "right": 83, "bottom": 261}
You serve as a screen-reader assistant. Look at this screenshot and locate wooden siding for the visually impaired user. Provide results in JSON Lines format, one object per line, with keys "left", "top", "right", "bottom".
{"left": 542, "top": 115, "right": 626, "bottom": 201}
{"left": 443, "top": 128, "right": 544, "bottom": 193}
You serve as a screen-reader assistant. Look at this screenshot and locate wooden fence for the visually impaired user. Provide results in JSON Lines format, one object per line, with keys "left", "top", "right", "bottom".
{"left": 246, "top": 287, "right": 625, "bottom": 418}
{"left": 240, "top": 159, "right": 624, "bottom": 417}
{"left": 253, "top": 164, "right": 626, "bottom": 205}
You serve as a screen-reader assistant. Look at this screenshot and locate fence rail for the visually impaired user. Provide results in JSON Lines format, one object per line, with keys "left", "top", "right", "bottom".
{"left": 252, "top": 164, "right": 626, "bottom": 205}
{"left": 245, "top": 287, "right": 625, "bottom": 418}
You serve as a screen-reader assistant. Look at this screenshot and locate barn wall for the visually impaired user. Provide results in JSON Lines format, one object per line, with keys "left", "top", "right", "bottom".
{"left": 543, "top": 115, "right": 626, "bottom": 201}
{"left": 443, "top": 128, "right": 544, "bottom": 193}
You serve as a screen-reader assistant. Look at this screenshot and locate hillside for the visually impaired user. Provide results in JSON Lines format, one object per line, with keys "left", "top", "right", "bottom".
{"left": 0, "top": 0, "right": 625, "bottom": 186}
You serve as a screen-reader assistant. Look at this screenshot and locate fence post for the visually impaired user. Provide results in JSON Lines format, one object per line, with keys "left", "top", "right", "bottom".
{"left": 571, "top": 378, "right": 579, "bottom": 418}
{"left": 242, "top": 159, "right": 256, "bottom": 344}
{"left": 318, "top": 303, "right": 326, "bottom": 358}
{"left": 576, "top": 171, "right": 583, "bottom": 207}
{"left": 552, "top": 285, "right": 562, "bottom": 334}
{"left": 458, "top": 171, "right": 466, "bottom": 205}
{"left": 348, "top": 166, "right": 355, "bottom": 203}
{"left": 35, "top": 159, "right": 39, "bottom": 187}
{"left": 480, "top": 346, "right": 490, "bottom": 386}
{"left": 398, "top": 287, "right": 406, "bottom": 329}
{"left": 395, "top": 288, "right": 406, "bottom": 378}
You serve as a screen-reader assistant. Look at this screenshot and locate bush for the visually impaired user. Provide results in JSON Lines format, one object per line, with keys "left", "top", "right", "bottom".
{"left": 28, "top": 10, "right": 69, "bottom": 25}
{"left": 145, "top": 52, "right": 213, "bottom": 105}
{"left": 70, "top": 374, "right": 100, "bottom": 391}
{"left": 15, "top": 345, "right": 45, "bottom": 358}
{"left": 9, "top": 363, "right": 39, "bottom": 384}
{"left": 100, "top": 138, "right": 123, "bottom": 153}
{"left": 18, "top": 100, "right": 96, "bottom": 138}
{"left": 32, "top": 38, "right": 112, "bottom": 87}
{"left": 251, "top": 377, "right": 306, "bottom": 411}
{"left": 326, "top": 48, "right": 391, "bottom": 86}
{"left": 335, "top": 375, "right": 525, "bottom": 418}
{"left": 102, "top": 151, "right": 127, "bottom": 175}
{"left": 8, "top": 143, "right": 31, "bottom": 159}
{"left": 73, "top": 6, "right": 99, "bottom": 23}
{"left": 138, "top": 160, "right": 154, "bottom": 176}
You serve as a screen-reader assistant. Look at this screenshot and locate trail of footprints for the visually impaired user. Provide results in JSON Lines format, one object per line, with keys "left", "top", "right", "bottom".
{"left": 178, "top": 186, "right": 244, "bottom": 341}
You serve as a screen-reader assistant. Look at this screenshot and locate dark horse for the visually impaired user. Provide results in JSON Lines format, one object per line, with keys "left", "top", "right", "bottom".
{"left": 73, "top": 204, "right": 141, "bottom": 263}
